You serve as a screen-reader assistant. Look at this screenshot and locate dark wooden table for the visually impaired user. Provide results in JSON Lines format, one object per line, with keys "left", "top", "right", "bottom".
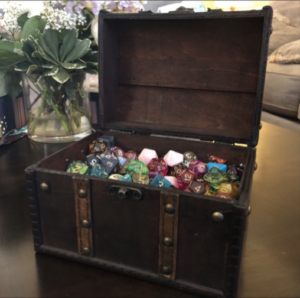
{"left": 0, "top": 122, "right": 299, "bottom": 298}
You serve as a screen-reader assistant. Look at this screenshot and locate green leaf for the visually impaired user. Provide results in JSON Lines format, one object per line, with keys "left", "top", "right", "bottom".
{"left": 43, "top": 30, "right": 59, "bottom": 61}
{"left": 44, "top": 66, "right": 59, "bottom": 76}
{"left": 84, "top": 68, "right": 98, "bottom": 75}
{"left": 65, "top": 39, "right": 91, "bottom": 63}
{"left": 82, "top": 50, "right": 98, "bottom": 63}
{"left": 59, "top": 29, "right": 77, "bottom": 61}
{"left": 0, "top": 50, "right": 27, "bottom": 69}
{"left": 0, "top": 41, "right": 15, "bottom": 52}
{"left": 63, "top": 84, "right": 76, "bottom": 100}
{"left": 32, "top": 51, "right": 44, "bottom": 59}
{"left": 87, "top": 62, "right": 98, "bottom": 70}
{"left": 0, "top": 71, "right": 21, "bottom": 99}
{"left": 44, "top": 88, "right": 54, "bottom": 105}
{"left": 14, "top": 61, "right": 31, "bottom": 72}
{"left": 21, "top": 16, "right": 46, "bottom": 40}
{"left": 42, "top": 64, "right": 54, "bottom": 69}
{"left": 52, "top": 67, "right": 70, "bottom": 84}
{"left": 14, "top": 41, "right": 22, "bottom": 50}
{"left": 26, "top": 65, "right": 42, "bottom": 75}
{"left": 0, "top": 70, "right": 10, "bottom": 97}
{"left": 8, "top": 81, "right": 22, "bottom": 100}
{"left": 62, "top": 62, "right": 86, "bottom": 69}
{"left": 9, "top": 84, "right": 22, "bottom": 100}
{"left": 29, "top": 36, "right": 57, "bottom": 65}
{"left": 17, "top": 12, "right": 29, "bottom": 29}
{"left": 38, "top": 32, "right": 59, "bottom": 63}
{"left": 34, "top": 75, "right": 44, "bottom": 91}
{"left": 21, "top": 39, "right": 41, "bottom": 65}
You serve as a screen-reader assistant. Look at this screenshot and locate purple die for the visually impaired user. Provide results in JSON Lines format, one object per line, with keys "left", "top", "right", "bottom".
{"left": 188, "top": 160, "right": 207, "bottom": 178}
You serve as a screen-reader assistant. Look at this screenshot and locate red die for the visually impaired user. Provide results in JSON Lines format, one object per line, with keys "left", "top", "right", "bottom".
{"left": 148, "top": 158, "right": 168, "bottom": 179}
{"left": 169, "top": 164, "right": 185, "bottom": 177}
{"left": 124, "top": 150, "right": 137, "bottom": 160}
{"left": 207, "top": 155, "right": 227, "bottom": 164}
{"left": 110, "top": 146, "right": 125, "bottom": 158}
{"left": 177, "top": 176, "right": 189, "bottom": 190}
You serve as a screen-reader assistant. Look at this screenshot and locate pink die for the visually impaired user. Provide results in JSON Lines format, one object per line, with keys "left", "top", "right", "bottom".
{"left": 138, "top": 149, "right": 158, "bottom": 166}
{"left": 163, "top": 150, "right": 183, "bottom": 167}
{"left": 164, "top": 176, "right": 179, "bottom": 189}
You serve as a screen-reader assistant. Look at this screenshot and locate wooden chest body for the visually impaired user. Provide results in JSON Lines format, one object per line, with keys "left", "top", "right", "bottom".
{"left": 26, "top": 7, "right": 272, "bottom": 298}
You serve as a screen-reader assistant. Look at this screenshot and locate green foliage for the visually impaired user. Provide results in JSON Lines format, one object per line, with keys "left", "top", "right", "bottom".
{"left": 17, "top": 12, "right": 29, "bottom": 29}
{"left": 59, "top": 29, "right": 77, "bottom": 61}
{"left": 0, "top": 70, "right": 22, "bottom": 99}
{"left": 14, "top": 29, "right": 97, "bottom": 84}
{"left": 21, "top": 16, "right": 47, "bottom": 40}
{"left": 0, "top": 50, "right": 27, "bottom": 68}
{"left": 64, "top": 39, "right": 91, "bottom": 63}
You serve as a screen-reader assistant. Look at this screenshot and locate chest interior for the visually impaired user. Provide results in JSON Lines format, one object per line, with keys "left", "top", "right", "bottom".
{"left": 100, "top": 16, "right": 264, "bottom": 144}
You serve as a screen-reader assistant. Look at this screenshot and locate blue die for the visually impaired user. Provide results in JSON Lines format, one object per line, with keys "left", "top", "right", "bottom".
{"left": 90, "top": 164, "right": 109, "bottom": 178}
{"left": 118, "top": 156, "right": 127, "bottom": 166}
{"left": 150, "top": 174, "right": 172, "bottom": 188}
{"left": 119, "top": 173, "right": 132, "bottom": 182}
{"left": 207, "top": 162, "right": 227, "bottom": 173}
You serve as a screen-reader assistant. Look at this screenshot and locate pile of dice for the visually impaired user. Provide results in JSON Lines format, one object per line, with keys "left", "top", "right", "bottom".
{"left": 66, "top": 135, "right": 244, "bottom": 199}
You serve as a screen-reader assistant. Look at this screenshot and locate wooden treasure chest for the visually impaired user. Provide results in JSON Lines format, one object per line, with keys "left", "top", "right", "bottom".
{"left": 25, "top": 7, "right": 273, "bottom": 298}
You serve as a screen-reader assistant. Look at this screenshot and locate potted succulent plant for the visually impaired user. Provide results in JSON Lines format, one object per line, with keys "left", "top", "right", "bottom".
{"left": 0, "top": 1, "right": 147, "bottom": 143}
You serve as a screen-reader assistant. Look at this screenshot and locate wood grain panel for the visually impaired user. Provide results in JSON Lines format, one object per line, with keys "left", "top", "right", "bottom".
{"left": 119, "top": 58, "right": 259, "bottom": 93}
{"left": 118, "top": 18, "right": 264, "bottom": 64}
{"left": 176, "top": 196, "right": 234, "bottom": 291}
{"left": 115, "top": 86, "right": 256, "bottom": 140}
{"left": 92, "top": 179, "right": 161, "bottom": 274}
{"left": 36, "top": 170, "right": 78, "bottom": 252}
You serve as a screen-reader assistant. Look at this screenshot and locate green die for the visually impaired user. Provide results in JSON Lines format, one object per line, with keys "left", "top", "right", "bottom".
{"left": 67, "top": 162, "right": 90, "bottom": 175}
{"left": 203, "top": 167, "right": 228, "bottom": 185}
{"left": 126, "top": 160, "right": 149, "bottom": 175}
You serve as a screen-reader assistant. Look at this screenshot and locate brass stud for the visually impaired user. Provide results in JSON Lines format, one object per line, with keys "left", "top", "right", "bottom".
{"left": 164, "top": 204, "right": 175, "bottom": 214}
{"left": 247, "top": 206, "right": 251, "bottom": 216}
{"left": 78, "top": 189, "right": 87, "bottom": 198}
{"left": 82, "top": 220, "right": 90, "bottom": 228}
{"left": 163, "top": 237, "right": 173, "bottom": 247}
{"left": 212, "top": 212, "right": 224, "bottom": 223}
{"left": 82, "top": 247, "right": 91, "bottom": 256}
{"left": 40, "top": 182, "right": 49, "bottom": 192}
{"left": 162, "top": 266, "right": 172, "bottom": 275}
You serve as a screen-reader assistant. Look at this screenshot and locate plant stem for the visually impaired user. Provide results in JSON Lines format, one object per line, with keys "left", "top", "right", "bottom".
{"left": 51, "top": 101, "right": 70, "bottom": 135}
{"left": 31, "top": 88, "right": 46, "bottom": 135}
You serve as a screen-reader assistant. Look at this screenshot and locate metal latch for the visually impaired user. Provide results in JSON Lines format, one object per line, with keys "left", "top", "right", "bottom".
{"left": 109, "top": 185, "right": 143, "bottom": 201}
{"left": 169, "top": 6, "right": 195, "bottom": 13}
{"left": 139, "top": 10, "right": 153, "bottom": 14}
{"left": 207, "top": 8, "right": 223, "bottom": 12}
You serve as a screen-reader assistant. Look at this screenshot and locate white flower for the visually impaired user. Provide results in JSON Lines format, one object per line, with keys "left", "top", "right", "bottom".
{"left": 91, "top": 16, "right": 98, "bottom": 45}
{"left": 20, "top": 1, "right": 44, "bottom": 18}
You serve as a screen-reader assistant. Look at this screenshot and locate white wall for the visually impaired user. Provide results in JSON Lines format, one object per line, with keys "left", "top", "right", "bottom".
{"left": 144, "top": 1, "right": 182, "bottom": 12}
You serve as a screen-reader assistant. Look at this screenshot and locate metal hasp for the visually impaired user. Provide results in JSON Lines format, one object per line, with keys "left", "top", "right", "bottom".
{"left": 109, "top": 185, "right": 142, "bottom": 201}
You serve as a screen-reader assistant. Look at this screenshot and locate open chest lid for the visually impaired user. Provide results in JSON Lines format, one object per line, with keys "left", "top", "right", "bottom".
{"left": 98, "top": 7, "right": 273, "bottom": 147}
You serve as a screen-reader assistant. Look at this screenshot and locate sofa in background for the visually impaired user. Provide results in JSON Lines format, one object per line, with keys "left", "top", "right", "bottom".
{"left": 263, "top": 1, "right": 300, "bottom": 119}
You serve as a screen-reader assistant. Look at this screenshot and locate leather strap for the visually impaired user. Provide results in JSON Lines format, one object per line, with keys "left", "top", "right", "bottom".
{"left": 158, "top": 192, "right": 179, "bottom": 280}
{"left": 73, "top": 177, "right": 93, "bottom": 257}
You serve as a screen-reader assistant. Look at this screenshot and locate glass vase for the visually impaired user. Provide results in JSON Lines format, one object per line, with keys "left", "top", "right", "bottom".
{"left": 22, "top": 72, "right": 92, "bottom": 143}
